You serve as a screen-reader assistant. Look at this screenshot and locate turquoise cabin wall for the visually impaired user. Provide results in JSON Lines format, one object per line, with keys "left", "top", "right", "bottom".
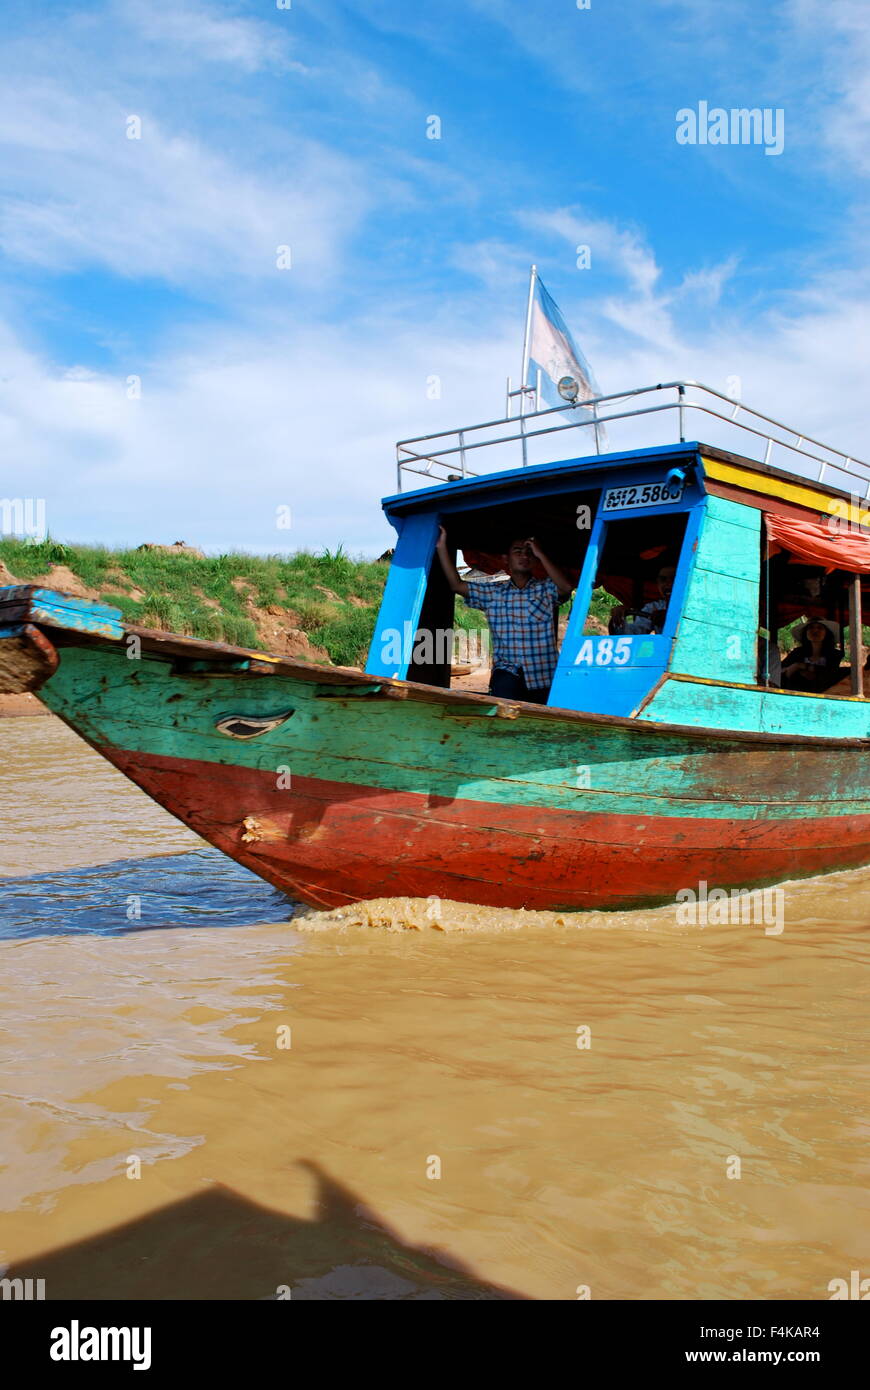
{"left": 669, "top": 494, "right": 761, "bottom": 685}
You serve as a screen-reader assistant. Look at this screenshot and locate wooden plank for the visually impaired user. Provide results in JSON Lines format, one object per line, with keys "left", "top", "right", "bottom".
{"left": 0, "top": 622, "right": 59, "bottom": 693}
{"left": 691, "top": 523, "right": 761, "bottom": 583}
{"left": 704, "top": 480, "right": 834, "bottom": 524}
{"left": 701, "top": 491, "right": 766, "bottom": 532}
{"left": 760, "top": 690, "right": 870, "bottom": 737}
{"left": 671, "top": 617, "right": 759, "bottom": 685}
{"left": 668, "top": 671, "right": 849, "bottom": 696}
{"left": 555, "top": 662, "right": 663, "bottom": 717}
{"left": 702, "top": 456, "right": 870, "bottom": 526}
{"left": 681, "top": 570, "right": 758, "bottom": 623}
{"left": 98, "top": 746, "right": 870, "bottom": 912}
{"left": 670, "top": 497, "right": 760, "bottom": 685}
{"left": 0, "top": 585, "right": 124, "bottom": 639}
{"left": 646, "top": 673, "right": 870, "bottom": 740}
{"left": 642, "top": 676, "right": 766, "bottom": 734}
{"left": 699, "top": 443, "right": 861, "bottom": 505}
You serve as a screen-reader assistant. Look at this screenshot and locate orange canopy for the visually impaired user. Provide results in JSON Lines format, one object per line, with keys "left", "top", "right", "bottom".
{"left": 765, "top": 512, "right": 870, "bottom": 574}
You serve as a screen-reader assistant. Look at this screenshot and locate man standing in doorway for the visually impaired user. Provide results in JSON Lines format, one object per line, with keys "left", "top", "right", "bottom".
{"left": 435, "top": 528, "right": 575, "bottom": 703}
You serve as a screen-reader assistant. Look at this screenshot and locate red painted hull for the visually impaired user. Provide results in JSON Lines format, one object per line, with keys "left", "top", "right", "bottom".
{"left": 103, "top": 749, "right": 870, "bottom": 911}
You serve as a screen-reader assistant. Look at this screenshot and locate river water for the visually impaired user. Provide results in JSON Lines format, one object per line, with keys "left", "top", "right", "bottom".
{"left": 0, "top": 715, "right": 867, "bottom": 1300}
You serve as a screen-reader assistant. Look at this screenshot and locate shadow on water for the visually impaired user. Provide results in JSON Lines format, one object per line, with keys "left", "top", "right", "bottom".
{"left": 0, "top": 847, "right": 297, "bottom": 941}
{"left": 5, "top": 1161, "right": 527, "bottom": 1301}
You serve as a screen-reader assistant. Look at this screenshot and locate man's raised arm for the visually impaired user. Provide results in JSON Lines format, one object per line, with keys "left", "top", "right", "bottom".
{"left": 435, "top": 525, "right": 469, "bottom": 598}
{"left": 528, "top": 538, "right": 574, "bottom": 599}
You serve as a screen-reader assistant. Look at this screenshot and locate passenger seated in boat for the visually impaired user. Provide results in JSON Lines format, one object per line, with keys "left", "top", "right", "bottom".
{"left": 780, "top": 619, "right": 844, "bottom": 693}
{"left": 435, "top": 528, "right": 574, "bottom": 703}
{"left": 609, "top": 564, "right": 676, "bottom": 635}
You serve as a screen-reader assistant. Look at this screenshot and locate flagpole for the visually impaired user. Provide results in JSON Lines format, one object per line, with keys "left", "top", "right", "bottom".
{"left": 520, "top": 263, "right": 537, "bottom": 417}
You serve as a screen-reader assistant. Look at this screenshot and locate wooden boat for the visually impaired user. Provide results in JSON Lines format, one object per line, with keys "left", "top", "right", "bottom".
{"left": 3, "top": 380, "right": 870, "bottom": 911}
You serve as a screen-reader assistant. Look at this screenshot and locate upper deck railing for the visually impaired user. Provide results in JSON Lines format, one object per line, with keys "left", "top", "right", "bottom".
{"left": 395, "top": 380, "right": 870, "bottom": 499}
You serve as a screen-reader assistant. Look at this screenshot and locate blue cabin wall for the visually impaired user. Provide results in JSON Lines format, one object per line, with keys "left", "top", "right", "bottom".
{"left": 365, "top": 512, "right": 438, "bottom": 679}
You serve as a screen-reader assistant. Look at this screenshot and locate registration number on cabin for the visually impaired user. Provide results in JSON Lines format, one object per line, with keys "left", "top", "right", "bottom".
{"left": 574, "top": 637, "right": 632, "bottom": 665}
{"left": 602, "top": 480, "right": 683, "bottom": 511}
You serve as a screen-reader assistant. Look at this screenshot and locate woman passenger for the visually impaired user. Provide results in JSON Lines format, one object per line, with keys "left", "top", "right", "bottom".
{"left": 780, "top": 619, "right": 844, "bottom": 693}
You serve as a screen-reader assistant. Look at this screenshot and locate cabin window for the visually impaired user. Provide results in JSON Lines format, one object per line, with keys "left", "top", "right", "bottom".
{"left": 420, "top": 489, "right": 599, "bottom": 691}
{"left": 760, "top": 546, "right": 867, "bottom": 697}
{"left": 583, "top": 512, "right": 688, "bottom": 637}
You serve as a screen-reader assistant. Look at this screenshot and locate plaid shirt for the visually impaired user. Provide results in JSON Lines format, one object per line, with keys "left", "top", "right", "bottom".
{"left": 465, "top": 576, "right": 566, "bottom": 688}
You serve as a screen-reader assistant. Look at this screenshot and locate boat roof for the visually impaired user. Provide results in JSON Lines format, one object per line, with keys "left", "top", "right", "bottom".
{"left": 383, "top": 441, "right": 695, "bottom": 514}
{"left": 384, "top": 440, "right": 869, "bottom": 522}
{"left": 387, "top": 380, "right": 868, "bottom": 519}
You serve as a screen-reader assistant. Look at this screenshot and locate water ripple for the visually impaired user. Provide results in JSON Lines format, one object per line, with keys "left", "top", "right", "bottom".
{"left": 0, "top": 847, "right": 296, "bottom": 940}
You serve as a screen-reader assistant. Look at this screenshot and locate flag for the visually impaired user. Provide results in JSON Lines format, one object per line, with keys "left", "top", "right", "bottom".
{"left": 526, "top": 272, "right": 601, "bottom": 410}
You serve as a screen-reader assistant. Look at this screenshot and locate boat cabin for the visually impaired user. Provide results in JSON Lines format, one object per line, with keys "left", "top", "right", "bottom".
{"left": 366, "top": 382, "right": 870, "bottom": 738}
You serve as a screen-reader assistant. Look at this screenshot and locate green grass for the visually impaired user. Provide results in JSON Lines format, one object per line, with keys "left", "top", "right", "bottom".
{"left": 453, "top": 598, "right": 488, "bottom": 632}
{"left": 582, "top": 586, "right": 619, "bottom": 632}
{"left": 0, "top": 539, "right": 388, "bottom": 667}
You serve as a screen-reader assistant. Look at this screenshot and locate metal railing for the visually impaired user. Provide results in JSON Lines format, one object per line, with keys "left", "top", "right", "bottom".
{"left": 395, "top": 381, "right": 870, "bottom": 498}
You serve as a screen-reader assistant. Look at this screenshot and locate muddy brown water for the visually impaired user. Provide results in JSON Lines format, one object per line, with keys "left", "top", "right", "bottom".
{"left": 0, "top": 716, "right": 868, "bottom": 1300}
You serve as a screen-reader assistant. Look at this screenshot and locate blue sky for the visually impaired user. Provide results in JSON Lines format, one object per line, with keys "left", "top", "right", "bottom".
{"left": 1, "top": 0, "right": 868, "bottom": 555}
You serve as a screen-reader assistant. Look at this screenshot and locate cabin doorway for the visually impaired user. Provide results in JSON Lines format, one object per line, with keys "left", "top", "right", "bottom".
{"left": 414, "top": 489, "right": 600, "bottom": 693}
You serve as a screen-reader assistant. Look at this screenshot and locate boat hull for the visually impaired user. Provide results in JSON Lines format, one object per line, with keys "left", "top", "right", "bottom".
{"left": 101, "top": 747, "right": 870, "bottom": 910}
{"left": 2, "top": 582, "right": 869, "bottom": 912}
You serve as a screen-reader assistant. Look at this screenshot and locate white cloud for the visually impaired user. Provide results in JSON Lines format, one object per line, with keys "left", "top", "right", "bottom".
{"left": 585, "top": 265, "right": 870, "bottom": 473}
{"left": 0, "top": 310, "right": 522, "bottom": 555}
{"left": 675, "top": 258, "right": 740, "bottom": 306}
{"left": 0, "top": 84, "right": 368, "bottom": 283}
{"left": 789, "top": 0, "right": 870, "bottom": 174}
{"left": 519, "top": 207, "right": 661, "bottom": 299}
{"left": 517, "top": 206, "right": 680, "bottom": 355}
{"left": 117, "top": 0, "right": 306, "bottom": 74}
{"left": 450, "top": 239, "right": 532, "bottom": 295}
{"left": 453, "top": 203, "right": 870, "bottom": 481}
{"left": 0, "top": 2, "right": 373, "bottom": 289}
